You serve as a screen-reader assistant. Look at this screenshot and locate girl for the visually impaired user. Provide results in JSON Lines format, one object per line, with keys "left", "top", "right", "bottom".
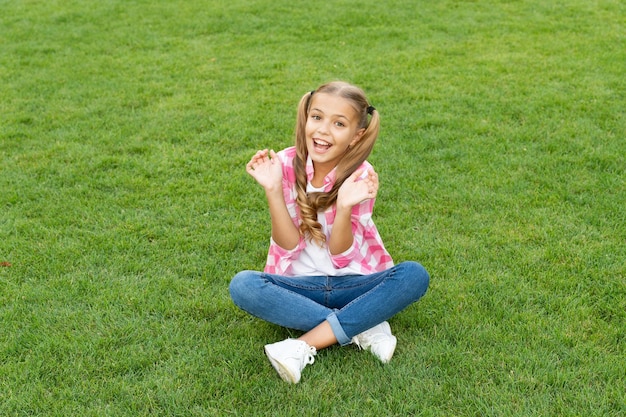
{"left": 229, "top": 81, "right": 429, "bottom": 383}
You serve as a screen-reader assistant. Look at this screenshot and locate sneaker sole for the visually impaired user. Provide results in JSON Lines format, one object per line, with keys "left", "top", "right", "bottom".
{"left": 264, "top": 346, "right": 298, "bottom": 383}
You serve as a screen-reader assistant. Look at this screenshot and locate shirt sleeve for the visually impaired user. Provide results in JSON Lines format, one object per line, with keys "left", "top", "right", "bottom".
{"left": 264, "top": 236, "right": 306, "bottom": 274}
{"left": 263, "top": 147, "right": 306, "bottom": 274}
{"left": 328, "top": 198, "right": 374, "bottom": 269}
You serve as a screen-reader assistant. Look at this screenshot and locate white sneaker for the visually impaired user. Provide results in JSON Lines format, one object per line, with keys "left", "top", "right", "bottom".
{"left": 264, "top": 339, "right": 316, "bottom": 383}
{"left": 351, "top": 321, "right": 397, "bottom": 363}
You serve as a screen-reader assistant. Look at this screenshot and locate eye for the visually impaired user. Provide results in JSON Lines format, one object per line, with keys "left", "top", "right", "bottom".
{"left": 335, "top": 121, "right": 345, "bottom": 127}
{"left": 311, "top": 114, "right": 321, "bottom": 120}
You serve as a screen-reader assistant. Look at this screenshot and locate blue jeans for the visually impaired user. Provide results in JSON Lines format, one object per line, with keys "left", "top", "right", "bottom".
{"left": 229, "top": 261, "right": 429, "bottom": 346}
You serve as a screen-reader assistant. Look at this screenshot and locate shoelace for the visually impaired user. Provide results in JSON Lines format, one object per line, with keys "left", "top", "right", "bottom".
{"left": 353, "top": 328, "right": 389, "bottom": 349}
{"left": 301, "top": 345, "right": 316, "bottom": 365}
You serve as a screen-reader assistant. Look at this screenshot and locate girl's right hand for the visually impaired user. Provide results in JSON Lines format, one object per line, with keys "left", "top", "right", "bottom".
{"left": 245, "top": 149, "right": 283, "bottom": 192}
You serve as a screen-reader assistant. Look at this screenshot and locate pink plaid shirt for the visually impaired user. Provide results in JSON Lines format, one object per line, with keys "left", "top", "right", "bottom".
{"left": 264, "top": 146, "right": 394, "bottom": 276}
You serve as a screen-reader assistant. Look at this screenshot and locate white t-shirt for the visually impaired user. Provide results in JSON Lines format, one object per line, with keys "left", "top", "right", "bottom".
{"left": 288, "top": 183, "right": 363, "bottom": 276}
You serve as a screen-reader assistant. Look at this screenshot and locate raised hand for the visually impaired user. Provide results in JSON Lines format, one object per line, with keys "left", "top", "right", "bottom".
{"left": 337, "top": 167, "right": 379, "bottom": 210}
{"left": 246, "top": 149, "right": 283, "bottom": 192}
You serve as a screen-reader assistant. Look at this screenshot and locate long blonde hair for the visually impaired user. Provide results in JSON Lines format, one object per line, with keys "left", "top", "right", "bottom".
{"left": 293, "top": 81, "right": 380, "bottom": 244}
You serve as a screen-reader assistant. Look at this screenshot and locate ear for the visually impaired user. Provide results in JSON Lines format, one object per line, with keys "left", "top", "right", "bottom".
{"left": 349, "top": 128, "right": 366, "bottom": 147}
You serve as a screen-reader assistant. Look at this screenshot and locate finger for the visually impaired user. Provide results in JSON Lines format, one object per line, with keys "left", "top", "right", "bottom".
{"left": 256, "top": 150, "right": 267, "bottom": 164}
{"left": 249, "top": 150, "right": 264, "bottom": 163}
{"left": 352, "top": 168, "right": 367, "bottom": 181}
{"left": 248, "top": 149, "right": 267, "bottom": 170}
{"left": 364, "top": 171, "right": 378, "bottom": 188}
{"left": 269, "top": 149, "right": 279, "bottom": 164}
{"left": 247, "top": 158, "right": 260, "bottom": 170}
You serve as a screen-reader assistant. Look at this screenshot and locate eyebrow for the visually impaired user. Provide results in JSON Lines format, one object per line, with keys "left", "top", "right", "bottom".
{"left": 310, "top": 107, "right": 351, "bottom": 121}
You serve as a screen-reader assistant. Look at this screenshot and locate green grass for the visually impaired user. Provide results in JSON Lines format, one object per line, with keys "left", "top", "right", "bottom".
{"left": 1, "top": 0, "right": 624, "bottom": 415}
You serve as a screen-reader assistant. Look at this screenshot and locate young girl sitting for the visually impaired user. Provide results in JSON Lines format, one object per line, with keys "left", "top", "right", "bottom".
{"left": 229, "top": 81, "right": 429, "bottom": 383}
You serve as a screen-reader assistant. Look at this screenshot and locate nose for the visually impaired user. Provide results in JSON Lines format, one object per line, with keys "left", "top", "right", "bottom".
{"left": 317, "top": 119, "right": 331, "bottom": 135}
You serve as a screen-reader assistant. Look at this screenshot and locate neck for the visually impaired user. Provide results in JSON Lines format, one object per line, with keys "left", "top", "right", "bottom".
{"left": 311, "top": 162, "right": 334, "bottom": 188}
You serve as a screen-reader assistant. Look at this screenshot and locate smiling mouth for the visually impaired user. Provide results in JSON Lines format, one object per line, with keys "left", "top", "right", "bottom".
{"left": 313, "top": 139, "right": 332, "bottom": 151}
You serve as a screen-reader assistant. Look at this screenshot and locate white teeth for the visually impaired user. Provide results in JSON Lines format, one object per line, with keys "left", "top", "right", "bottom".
{"left": 314, "top": 139, "right": 331, "bottom": 146}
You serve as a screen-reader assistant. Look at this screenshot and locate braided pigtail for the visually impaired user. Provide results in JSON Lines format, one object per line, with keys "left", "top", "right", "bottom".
{"left": 294, "top": 91, "right": 327, "bottom": 244}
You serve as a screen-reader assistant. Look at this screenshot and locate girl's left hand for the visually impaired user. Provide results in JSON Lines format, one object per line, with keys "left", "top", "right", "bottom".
{"left": 337, "top": 168, "right": 379, "bottom": 209}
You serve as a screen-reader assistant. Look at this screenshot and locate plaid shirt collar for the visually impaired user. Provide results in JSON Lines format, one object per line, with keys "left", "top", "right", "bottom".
{"left": 305, "top": 154, "right": 337, "bottom": 192}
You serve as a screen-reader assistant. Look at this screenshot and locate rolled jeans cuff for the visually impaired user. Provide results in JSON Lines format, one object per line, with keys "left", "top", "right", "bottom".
{"left": 326, "top": 311, "right": 351, "bottom": 346}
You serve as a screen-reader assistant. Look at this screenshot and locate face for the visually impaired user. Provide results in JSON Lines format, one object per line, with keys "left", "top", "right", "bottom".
{"left": 305, "top": 93, "right": 365, "bottom": 175}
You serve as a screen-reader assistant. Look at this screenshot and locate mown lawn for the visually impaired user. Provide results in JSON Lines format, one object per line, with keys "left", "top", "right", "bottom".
{"left": 0, "top": 0, "right": 624, "bottom": 415}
